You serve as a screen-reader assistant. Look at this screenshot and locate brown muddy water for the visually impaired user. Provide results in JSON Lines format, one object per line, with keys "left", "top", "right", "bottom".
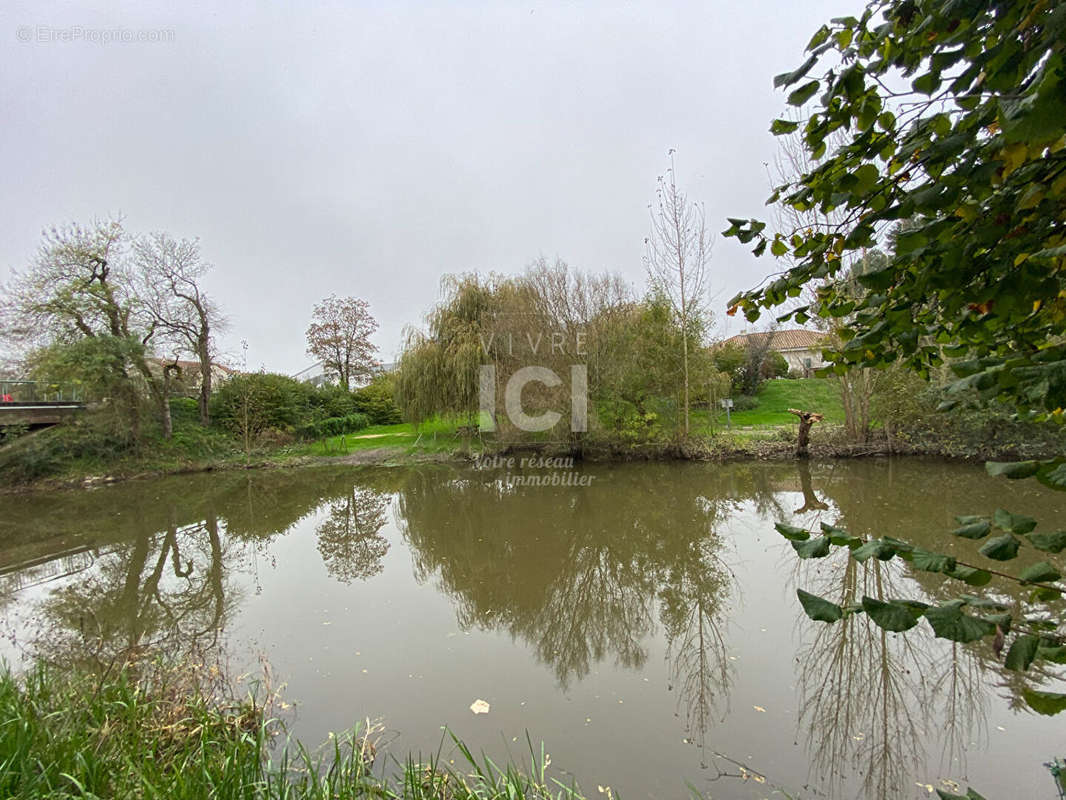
{"left": 1, "top": 459, "right": 1064, "bottom": 799}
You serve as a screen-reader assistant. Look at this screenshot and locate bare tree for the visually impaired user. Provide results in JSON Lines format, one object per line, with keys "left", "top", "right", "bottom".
{"left": 132, "top": 233, "right": 226, "bottom": 425}
{"left": 644, "top": 151, "right": 712, "bottom": 436}
{"left": 306, "top": 295, "right": 379, "bottom": 391}
{"left": 1, "top": 219, "right": 163, "bottom": 436}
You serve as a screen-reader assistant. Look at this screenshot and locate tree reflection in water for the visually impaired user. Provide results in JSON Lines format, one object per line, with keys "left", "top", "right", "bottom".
{"left": 33, "top": 511, "right": 240, "bottom": 667}
{"left": 659, "top": 532, "right": 733, "bottom": 768}
{"left": 397, "top": 472, "right": 660, "bottom": 688}
{"left": 315, "top": 486, "right": 391, "bottom": 582}
{"left": 396, "top": 465, "right": 738, "bottom": 759}
{"left": 2, "top": 459, "right": 1061, "bottom": 799}
{"left": 791, "top": 465, "right": 989, "bottom": 800}
{"left": 9, "top": 468, "right": 399, "bottom": 668}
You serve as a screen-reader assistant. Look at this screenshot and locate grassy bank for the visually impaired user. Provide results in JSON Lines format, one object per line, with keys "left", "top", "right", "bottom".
{"left": 0, "top": 662, "right": 586, "bottom": 800}
{"left": 4, "top": 376, "right": 1065, "bottom": 492}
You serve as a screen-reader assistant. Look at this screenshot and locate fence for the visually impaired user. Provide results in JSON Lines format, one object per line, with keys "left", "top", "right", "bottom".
{"left": 0, "top": 380, "right": 86, "bottom": 403}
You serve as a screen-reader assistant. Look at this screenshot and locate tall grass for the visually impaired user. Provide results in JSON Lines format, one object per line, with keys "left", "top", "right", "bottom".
{"left": 0, "top": 662, "right": 588, "bottom": 800}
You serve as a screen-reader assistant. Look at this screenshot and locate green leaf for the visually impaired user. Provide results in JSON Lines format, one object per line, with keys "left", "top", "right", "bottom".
{"left": 851, "top": 539, "right": 898, "bottom": 562}
{"left": 952, "top": 520, "right": 991, "bottom": 539}
{"left": 1037, "top": 645, "right": 1066, "bottom": 664}
{"left": 852, "top": 164, "right": 879, "bottom": 194}
{"left": 820, "top": 522, "right": 860, "bottom": 547}
{"left": 982, "top": 612, "right": 1012, "bottom": 632}
{"left": 1023, "top": 689, "right": 1066, "bottom": 716}
{"left": 1019, "top": 561, "right": 1062, "bottom": 584}
{"left": 924, "top": 604, "right": 997, "bottom": 643}
{"left": 992, "top": 508, "right": 1037, "bottom": 534}
{"left": 1036, "top": 462, "right": 1066, "bottom": 491}
{"left": 909, "top": 548, "right": 956, "bottom": 573}
{"left": 986, "top": 460, "right": 1040, "bottom": 479}
{"left": 861, "top": 596, "right": 922, "bottom": 632}
{"left": 945, "top": 565, "right": 992, "bottom": 586}
{"left": 979, "top": 533, "right": 1021, "bottom": 561}
{"left": 1005, "top": 634, "right": 1041, "bottom": 671}
{"left": 912, "top": 71, "right": 941, "bottom": 95}
{"left": 806, "top": 25, "right": 830, "bottom": 51}
{"left": 958, "top": 594, "right": 1006, "bottom": 610}
{"left": 936, "top": 789, "right": 987, "bottom": 800}
{"left": 797, "top": 589, "right": 843, "bottom": 623}
{"left": 787, "top": 80, "right": 820, "bottom": 107}
{"left": 1031, "top": 586, "right": 1063, "bottom": 602}
{"left": 774, "top": 522, "right": 809, "bottom": 541}
{"left": 1026, "top": 530, "right": 1066, "bottom": 553}
{"left": 773, "top": 54, "right": 819, "bottom": 88}
{"left": 792, "top": 535, "right": 832, "bottom": 559}
{"left": 770, "top": 118, "right": 801, "bottom": 135}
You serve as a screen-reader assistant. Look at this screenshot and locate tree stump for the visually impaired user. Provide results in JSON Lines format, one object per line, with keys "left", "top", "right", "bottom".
{"left": 788, "top": 408, "right": 824, "bottom": 459}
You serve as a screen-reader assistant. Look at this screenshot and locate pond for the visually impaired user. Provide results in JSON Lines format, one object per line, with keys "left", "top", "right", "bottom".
{"left": 1, "top": 459, "right": 1064, "bottom": 799}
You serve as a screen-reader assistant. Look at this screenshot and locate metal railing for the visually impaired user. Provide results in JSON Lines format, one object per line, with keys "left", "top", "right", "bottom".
{"left": 0, "top": 380, "right": 86, "bottom": 403}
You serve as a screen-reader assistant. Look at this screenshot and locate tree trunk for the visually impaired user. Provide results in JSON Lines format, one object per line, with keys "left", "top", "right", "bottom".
{"left": 134, "top": 358, "right": 175, "bottom": 440}
{"left": 197, "top": 337, "right": 212, "bottom": 426}
{"left": 682, "top": 324, "right": 690, "bottom": 436}
{"left": 789, "top": 407, "right": 824, "bottom": 459}
{"left": 159, "top": 391, "right": 173, "bottom": 439}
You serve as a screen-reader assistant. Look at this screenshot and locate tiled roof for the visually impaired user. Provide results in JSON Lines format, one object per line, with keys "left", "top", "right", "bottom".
{"left": 719, "top": 329, "right": 826, "bottom": 352}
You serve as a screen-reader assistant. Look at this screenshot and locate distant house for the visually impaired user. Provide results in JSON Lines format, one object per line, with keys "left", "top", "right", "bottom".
{"left": 719, "top": 329, "right": 828, "bottom": 376}
{"left": 153, "top": 359, "right": 237, "bottom": 395}
{"left": 292, "top": 361, "right": 333, "bottom": 388}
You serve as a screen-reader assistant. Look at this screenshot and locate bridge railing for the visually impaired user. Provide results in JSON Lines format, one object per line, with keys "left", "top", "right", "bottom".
{"left": 0, "top": 380, "right": 86, "bottom": 403}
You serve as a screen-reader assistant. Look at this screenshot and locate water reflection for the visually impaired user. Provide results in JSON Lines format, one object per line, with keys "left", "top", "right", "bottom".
{"left": 27, "top": 511, "right": 238, "bottom": 666}
{"left": 315, "top": 486, "right": 390, "bottom": 582}
{"left": 795, "top": 551, "right": 987, "bottom": 799}
{"left": 1, "top": 460, "right": 1064, "bottom": 799}
{"left": 397, "top": 473, "right": 664, "bottom": 687}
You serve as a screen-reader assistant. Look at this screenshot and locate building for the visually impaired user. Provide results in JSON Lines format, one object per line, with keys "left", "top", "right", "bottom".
{"left": 292, "top": 361, "right": 397, "bottom": 388}
{"left": 153, "top": 359, "right": 237, "bottom": 395}
{"left": 719, "top": 329, "right": 828, "bottom": 376}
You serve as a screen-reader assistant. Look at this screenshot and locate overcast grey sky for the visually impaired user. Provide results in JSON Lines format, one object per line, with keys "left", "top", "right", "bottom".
{"left": 1, "top": 0, "right": 852, "bottom": 374}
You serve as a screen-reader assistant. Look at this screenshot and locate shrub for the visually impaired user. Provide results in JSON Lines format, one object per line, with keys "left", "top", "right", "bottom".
{"left": 595, "top": 398, "right": 657, "bottom": 440}
{"left": 352, "top": 374, "right": 402, "bottom": 425}
{"left": 310, "top": 384, "right": 361, "bottom": 420}
{"left": 761, "top": 352, "right": 789, "bottom": 380}
{"left": 297, "top": 413, "right": 370, "bottom": 440}
{"left": 731, "top": 394, "right": 760, "bottom": 412}
{"left": 211, "top": 373, "right": 314, "bottom": 434}
{"left": 0, "top": 418, "right": 137, "bottom": 484}
{"left": 168, "top": 396, "right": 200, "bottom": 425}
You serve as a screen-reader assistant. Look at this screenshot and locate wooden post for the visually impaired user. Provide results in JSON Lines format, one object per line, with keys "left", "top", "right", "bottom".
{"left": 788, "top": 407, "right": 824, "bottom": 459}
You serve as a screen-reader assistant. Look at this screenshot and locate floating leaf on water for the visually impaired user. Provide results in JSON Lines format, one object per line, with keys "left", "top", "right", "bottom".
{"left": 469, "top": 699, "right": 490, "bottom": 714}
{"left": 753, "top": 705, "right": 766, "bottom": 712}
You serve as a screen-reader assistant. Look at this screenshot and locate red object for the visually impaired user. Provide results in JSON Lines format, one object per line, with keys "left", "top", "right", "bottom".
{"left": 1, "top": 394, "right": 12, "bottom": 403}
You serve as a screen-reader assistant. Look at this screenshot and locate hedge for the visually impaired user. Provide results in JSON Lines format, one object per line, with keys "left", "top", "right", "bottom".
{"left": 297, "top": 413, "right": 370, "bottom": 440}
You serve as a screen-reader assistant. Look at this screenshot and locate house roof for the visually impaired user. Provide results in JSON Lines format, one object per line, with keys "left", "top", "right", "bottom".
{"left": 719, "top": 329, "right": 826, "bottom": 352}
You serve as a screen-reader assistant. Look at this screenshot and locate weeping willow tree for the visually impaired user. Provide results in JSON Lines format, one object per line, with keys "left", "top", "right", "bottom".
{"left": 396, "top": 274, "right": 529, "bottom": 428}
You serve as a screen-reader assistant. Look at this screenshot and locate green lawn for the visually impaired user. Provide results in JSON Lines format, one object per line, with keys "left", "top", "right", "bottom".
{"left": 693, "top": 377, "right": 843, "bottom": 430}
{"left": 304, "top": 379, "right": 845, "bottom": 457}
{"left": 301, "top": 379, "right": 842, "bottom": 459}
{"left": 305, "top": 416, "right": 483, "bottom": 456}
